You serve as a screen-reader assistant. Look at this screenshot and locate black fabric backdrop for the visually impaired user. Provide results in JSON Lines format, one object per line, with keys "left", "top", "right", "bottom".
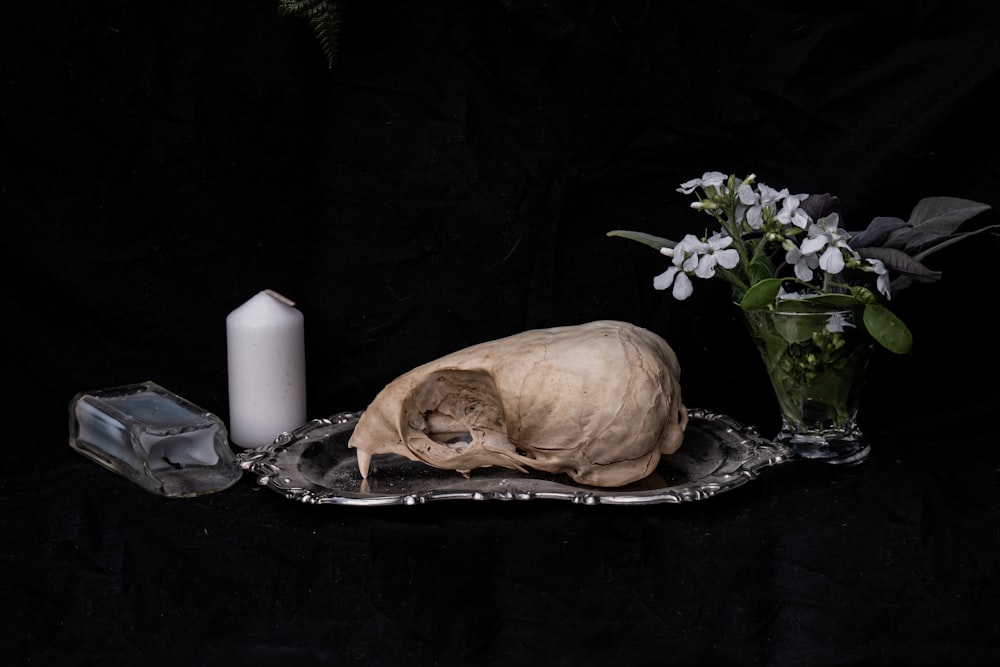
{"left": 4, "top": 1, "right": 1000, "bottom": 665}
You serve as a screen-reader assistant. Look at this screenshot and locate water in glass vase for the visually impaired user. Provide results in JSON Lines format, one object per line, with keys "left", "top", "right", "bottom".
{"left": 745, "top": 307, "right": 873, "bottom": 465}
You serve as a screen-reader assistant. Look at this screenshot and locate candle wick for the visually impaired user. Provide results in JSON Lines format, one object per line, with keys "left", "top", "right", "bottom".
{"left": 263, "top": 289, "right": 296, "bottom": 307}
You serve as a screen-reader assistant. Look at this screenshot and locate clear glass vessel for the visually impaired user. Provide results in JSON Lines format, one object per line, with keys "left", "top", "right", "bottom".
{"left": 69, "top": 381, "right": 242, "bottom": 496}
{"left": 744, "top": 308, "right": 873, "bottom": 465}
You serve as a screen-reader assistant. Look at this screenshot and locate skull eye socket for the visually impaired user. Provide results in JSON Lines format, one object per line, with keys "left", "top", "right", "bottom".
{"left": 424, "top": 410, "right": 474, "bottom": 451}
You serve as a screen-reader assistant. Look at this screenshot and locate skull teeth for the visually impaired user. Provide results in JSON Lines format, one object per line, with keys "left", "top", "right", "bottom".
{"left": 356, "top": 447, "right": 372, "bottom": 479}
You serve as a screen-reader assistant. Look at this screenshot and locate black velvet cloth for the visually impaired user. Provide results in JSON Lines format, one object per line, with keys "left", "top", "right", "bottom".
{"left": 4, "top": 1, "right": 1000, "bottom": 664}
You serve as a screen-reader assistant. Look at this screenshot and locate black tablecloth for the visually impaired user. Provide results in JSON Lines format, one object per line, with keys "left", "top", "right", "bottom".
{"left": 4, "top": 2, "right": 1000, "bottom": 664}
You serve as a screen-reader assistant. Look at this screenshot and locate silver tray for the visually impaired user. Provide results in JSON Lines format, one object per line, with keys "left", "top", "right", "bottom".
{"left": 236, "top": 408, "right": 790, "bottom": 506}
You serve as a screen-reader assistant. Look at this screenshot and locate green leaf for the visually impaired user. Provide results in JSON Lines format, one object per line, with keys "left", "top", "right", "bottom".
{"left": 739, "top": 278, "right": 783, "bottom": 310}
{"left": 278, "top": 0, "right": 346, "bottom": 68}
{"left": 796, "top": 293, "right": 864, "bottom": 310}
{"left": 772, "top": 315, "right": 817, "bottom": 344}
{"left": 848, "top": 286, "right": 878, "bottom": 305}
{"left": 739, "top": 283, "right": 866, "bottom": 312}
{"left": 862, "top": 303, "right": 913, "bottom": 354}
{"left": 746, "top": 258, "right": 776, "bottom": 285}
{"left": 606, "top": 230, "right": 676, "bottom": 251}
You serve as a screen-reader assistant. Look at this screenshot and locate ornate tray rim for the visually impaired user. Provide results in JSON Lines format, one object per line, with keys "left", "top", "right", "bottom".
{"left": 236, "top": 408, "right": 791, "bottom": 506}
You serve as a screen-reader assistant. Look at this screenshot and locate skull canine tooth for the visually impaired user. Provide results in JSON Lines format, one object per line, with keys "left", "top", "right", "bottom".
{"left": 356, "top": 448, "right": 372, "bottom": 479}
{"left": 348, "top": 320, "right": 687, "bottom": 488}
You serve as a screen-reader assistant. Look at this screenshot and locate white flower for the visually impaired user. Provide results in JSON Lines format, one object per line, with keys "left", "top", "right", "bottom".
{"left": 867, "top": 258, "right": 891, "bottom": 299}
{"left": 818, "top": 246, "right": 845, "bottom": 273}
{"left": 694, "top": 232, "right": 740, "bottom": 278}
{"left": 825, "top": 312, "right": 855, "bottom": 333}
{"left": 775, "top": 192, "right": 811, "bottom": 229}
{"left": 653, "top": 233, "right": 737, "bottom": 300}
{"left": 740, "top": 183, "right": 786, "bottom": 230}
{"left": 799, "top": 213, "right": 853, "bottom": 274}
{"left": 785, "top": 243, "right": 820, "bottom": 281}
{"left": 677, "top": 171, "right": 728, "bottom": 195}
{"left": 653, "top": 266, "right": 694, "bottom": 299}
{"left": 775, "top": 288, "right": 808, "bottom": 301}
{"left": 669, "top": 234, "right": 702, "bottom": 270}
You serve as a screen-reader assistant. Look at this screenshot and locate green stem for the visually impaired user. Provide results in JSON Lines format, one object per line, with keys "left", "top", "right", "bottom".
{"left": 714, "top": 204, "right": 756, "bottom": 290}
{"left": 717, "top": 266, "right": 750, "bottom": 294}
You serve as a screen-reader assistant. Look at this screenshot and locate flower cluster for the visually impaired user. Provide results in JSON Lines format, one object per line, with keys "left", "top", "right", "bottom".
{"left": 610, "top": 171, "right": 994, "bottom": 353}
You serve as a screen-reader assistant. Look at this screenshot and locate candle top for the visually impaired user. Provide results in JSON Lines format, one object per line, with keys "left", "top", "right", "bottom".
{"left": 262, "top": 289, "right": 296, "bottom": 307}
{"left": 227, "top": 290, "right": 303, "bottom": 327}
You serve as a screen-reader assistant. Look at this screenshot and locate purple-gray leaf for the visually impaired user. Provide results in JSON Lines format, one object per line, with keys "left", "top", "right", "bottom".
{"left": 849, "top": 216, "right": 909, "bottom": 248}
{"left": 801, "top": 193, "right": 841, "bottom": 222}
{"left": 856, "top": 247, "right": 942, "bottom": 282}
{"left": 907, "top": 197, "right": 991, "bottom": 235}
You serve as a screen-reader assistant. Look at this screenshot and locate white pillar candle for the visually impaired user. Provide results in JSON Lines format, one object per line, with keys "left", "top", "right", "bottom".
{"left": 226, "top": 289, "right": 307, "bottom": 448}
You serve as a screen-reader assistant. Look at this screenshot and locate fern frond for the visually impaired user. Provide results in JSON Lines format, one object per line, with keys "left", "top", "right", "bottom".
{"left": 278, "top": 0, "right": 346, "bottom": 68}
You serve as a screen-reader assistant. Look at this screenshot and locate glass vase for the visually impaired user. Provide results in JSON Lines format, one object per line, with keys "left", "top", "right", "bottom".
{"left": 744, "top": 307, "right": 873, "bottom": 465}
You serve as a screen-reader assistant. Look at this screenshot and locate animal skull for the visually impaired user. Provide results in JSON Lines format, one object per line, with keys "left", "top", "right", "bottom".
{"left": 348, "top": 320, "right": 688, "bottom": 487}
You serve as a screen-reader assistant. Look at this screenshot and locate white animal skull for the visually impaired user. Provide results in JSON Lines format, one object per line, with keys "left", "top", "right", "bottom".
{"left": 348, "top": 320, "right": 688, "bottom": 487}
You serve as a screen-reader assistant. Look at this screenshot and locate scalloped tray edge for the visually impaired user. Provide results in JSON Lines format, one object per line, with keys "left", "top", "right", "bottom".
{"left": 236, "top": 408, "right": 791, "bottom": 506}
